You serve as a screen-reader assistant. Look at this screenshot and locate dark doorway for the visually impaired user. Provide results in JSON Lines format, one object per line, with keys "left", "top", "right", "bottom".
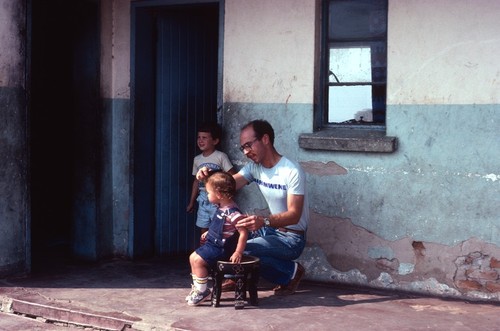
{"left": 29, "top": 0, "right": 100, "bottom": 270}
{"left": 132, "top": 2, "right": 221, "bottom": 258}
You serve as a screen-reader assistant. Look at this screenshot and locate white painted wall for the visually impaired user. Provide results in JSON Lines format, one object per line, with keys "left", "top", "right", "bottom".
{"left": 101, "top": 0, "right": 131, "bottom": 99}
{"left": 388, "top": 0, "right": 500, "bottom": 105}
{"left": 223, "top": 0, "right": 316, "bottom": 104}
{"left": 0, "top": 0, "right": 24, "bottom": 87}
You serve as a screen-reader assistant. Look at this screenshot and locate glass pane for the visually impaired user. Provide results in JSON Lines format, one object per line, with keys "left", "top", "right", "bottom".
{"left": 329, "top": 0, "right": 387, "bottom": 40}
{"left": 329, "top": 47, "right": 372, "bottom": 83}
{"left": 328, "top": 85, "right": 373, "bottom": 123}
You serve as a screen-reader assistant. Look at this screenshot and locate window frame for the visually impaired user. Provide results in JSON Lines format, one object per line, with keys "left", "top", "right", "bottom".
{"left": 318, "top": 0, "right": 387, "bottom": 130}
{"left": 301, "top": 0, "right": 396, "bottom": 153}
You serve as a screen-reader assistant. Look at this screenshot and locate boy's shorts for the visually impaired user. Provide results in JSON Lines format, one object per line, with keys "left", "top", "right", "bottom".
{"left": 196, "top": 191, "right": 217, "bottom": 228}
{"left": 195, "top": 242, "right": 225, "bottom": 267}
{"left": 196, "top": 234, "right": 239, "bottom": 267}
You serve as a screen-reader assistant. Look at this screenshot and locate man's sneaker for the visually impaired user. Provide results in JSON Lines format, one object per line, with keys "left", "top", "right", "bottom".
{"left": 187, "top": 288, "right": 211, "bottom": 306}
{"left": 274, "top": 262, "right": 305, "bottom": 296}
{"left": 221, "top": 279, "right": 236, "bottom": 292}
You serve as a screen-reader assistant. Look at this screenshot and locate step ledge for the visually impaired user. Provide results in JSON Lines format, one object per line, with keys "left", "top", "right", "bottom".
{"left": 11, "top": 298, "right": 141, "bottom": 331}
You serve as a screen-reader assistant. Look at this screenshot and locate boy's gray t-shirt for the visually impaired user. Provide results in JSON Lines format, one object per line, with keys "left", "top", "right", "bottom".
{"left": 192, "top": 150, "right": 233, "bottom": 190}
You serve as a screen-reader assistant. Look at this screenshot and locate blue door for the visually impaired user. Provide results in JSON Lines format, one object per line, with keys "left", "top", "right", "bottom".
{"left": 132, "top": 2, "right": 220, "bottom": 257}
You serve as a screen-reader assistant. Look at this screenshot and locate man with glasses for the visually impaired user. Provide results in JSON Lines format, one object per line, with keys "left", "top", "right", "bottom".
{"left": 197, "top": 119, "right": 308, "bottom": 295}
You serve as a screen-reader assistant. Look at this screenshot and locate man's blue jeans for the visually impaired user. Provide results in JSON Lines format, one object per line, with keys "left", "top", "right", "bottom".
{"left": 244, "top": 227, "right": 306, "bottom": 285}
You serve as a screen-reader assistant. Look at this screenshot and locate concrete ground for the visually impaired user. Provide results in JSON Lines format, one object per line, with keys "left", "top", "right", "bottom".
{"left": 0, "top": 257, "right": 499, "bottom": 331}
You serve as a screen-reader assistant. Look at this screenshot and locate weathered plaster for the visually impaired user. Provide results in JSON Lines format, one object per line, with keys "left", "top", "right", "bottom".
{"left": 388, "top": 0, "right": 500, "bottom": 105}
{"left": 299, "top": 161, "right": 347, "bottom": 176}
{"left": 222, "top": 101, "right": 499, "bottom": 301}
{"left": 301, "top": 105, "right": 500, "bottom": 247}
{"left": 223, "top": 102, "right": 499, "bottom": 246}
{"left": 100, "top": 0, "right": 131, "bottom": 99}
{"left": 100, "top": 1, "right": 131, "bottom": 256}
{"left": 101, "top": 98, "right": 131, "bottom": 256}
{"left": 0, "top": 0, "right": 25, "bottom": 87}
{"left": 223, "top": 0, "right": 315, "bottom": 104}
{"left": 0, "top": 0, "right": 28, "bottom": 276}
{"left": 301, "top": 211, "right": 500, "bottom": 301}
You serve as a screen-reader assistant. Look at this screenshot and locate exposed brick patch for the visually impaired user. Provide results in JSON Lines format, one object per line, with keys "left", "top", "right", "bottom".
{"left": 490, "top": 257, "right": 500, "bottom": 269}
{"left": 456, "top": 279, "right": 482, "bottom": 291}
{"left": 466, "top": 269, "right": 499, "bottom": 281}
{"left": 485, "top": 281, "right": 500, "bottom": 293}
{"left": 454, "top": 252, "right": 500, "bottom": 292}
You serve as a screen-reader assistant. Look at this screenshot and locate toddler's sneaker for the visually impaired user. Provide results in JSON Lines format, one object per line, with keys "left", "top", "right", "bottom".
{"left": 187, "top": 288, "right": 211, "bottom": 306}
{"left": 185, "top": 284, "right": 195, "bottom": 301}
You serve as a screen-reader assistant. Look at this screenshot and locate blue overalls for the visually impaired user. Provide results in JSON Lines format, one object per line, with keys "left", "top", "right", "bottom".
{"left": 195, "top": 207, "right": 240, "bottom": 267}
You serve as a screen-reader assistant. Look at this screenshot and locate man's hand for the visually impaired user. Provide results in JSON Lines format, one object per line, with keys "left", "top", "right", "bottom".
{"left": 236, "top": 214, "right": 264, "bottom": 232}
{"left": 196, "top": 166, "right": 212, "bottom": 181}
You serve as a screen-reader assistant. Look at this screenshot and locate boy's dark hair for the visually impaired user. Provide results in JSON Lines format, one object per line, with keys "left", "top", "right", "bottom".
{"left": 198, "top": 121, "right": 223, "bottom": 141}
{"left": 242, "top": 119, "right": 275, "bottom": 145}
{"left": 206, "top": 171, "right": 236, "bottom": 199}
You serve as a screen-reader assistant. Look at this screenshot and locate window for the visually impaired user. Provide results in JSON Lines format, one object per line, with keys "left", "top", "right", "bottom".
{"left": 300, "top": 0, "right": 396, "bottom": 152}
{"left": 322, "top": 0, "right": 388, "bottom": 127}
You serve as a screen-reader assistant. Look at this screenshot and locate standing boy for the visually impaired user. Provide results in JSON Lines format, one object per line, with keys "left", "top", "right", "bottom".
{"left": 187, "top": 122, "right": 236, "bottom": 235}
{"left": 186, "top": 171, "right": 248, "bottom": 306}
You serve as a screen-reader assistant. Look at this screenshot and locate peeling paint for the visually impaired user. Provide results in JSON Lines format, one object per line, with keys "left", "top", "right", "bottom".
{"left": 304, "top": 212, "right": 500, "bottom": 301}
{"left": 398, "top": 263, "right": 415, "bottom": 275}
{"left": 300, "top": 161, "right": 347, "bottom": 176}
{"left": 368, "top": 246, "right": 395, "bottom": 260}
{"left": 482, "top": 174, "right": 499, "bottom": 182}
{"left": 348, "top": 166, "right": 500, "bottom": 183}
{"left": 300, "top": 246, "right": 466, "bottom": 299}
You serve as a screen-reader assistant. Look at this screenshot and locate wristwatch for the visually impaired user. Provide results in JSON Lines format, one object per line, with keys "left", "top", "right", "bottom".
{"left": 263, "top": 217, "right": 271, "bottom": 227}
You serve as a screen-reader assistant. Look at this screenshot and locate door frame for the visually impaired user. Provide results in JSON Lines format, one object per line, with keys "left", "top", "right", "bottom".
{"left": 130, "top": 0, "right": 224, "bottom": 258}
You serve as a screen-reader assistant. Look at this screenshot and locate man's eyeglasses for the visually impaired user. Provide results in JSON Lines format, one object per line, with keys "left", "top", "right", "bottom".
{"left": 239, "top": 138, "right": 259, "bottom": 153}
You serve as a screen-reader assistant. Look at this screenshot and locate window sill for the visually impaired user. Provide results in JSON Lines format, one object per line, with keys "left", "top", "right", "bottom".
{"left": 299, "top": 128, "right": 397, "bottom": 153}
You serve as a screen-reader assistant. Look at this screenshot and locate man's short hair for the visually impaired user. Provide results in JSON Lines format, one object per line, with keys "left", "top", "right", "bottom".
{"left": 242, "top": 119, "right": 275, "bottom": 145}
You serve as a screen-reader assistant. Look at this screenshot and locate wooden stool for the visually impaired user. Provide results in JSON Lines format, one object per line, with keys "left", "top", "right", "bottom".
{"left": 211, "top": 255, "right": 260, "bottom": 309}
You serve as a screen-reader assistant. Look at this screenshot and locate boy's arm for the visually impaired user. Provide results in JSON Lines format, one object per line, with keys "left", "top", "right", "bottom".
{"left": 229, "top": 226, "right": 248, "bottom": 263}
{"left": 186, "top": 178, "right": 199, "bottom": 212}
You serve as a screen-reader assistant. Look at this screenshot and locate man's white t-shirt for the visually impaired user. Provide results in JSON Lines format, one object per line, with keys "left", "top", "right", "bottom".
{"left": 238, "top": 156, "right": 309, "bottom": 231}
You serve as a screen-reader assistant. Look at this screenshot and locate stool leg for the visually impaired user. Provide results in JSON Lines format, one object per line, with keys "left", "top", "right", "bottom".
{"left": 234, "top": 275, "right": 245, "bottom": 309}
{"left": 248, "top": 267, "right": 259, "bottom": 306}
{"left": 242, "top": 274, "right": 248, "bottom": 302}
{"left": 212, "top": 271, "right": 223, "bottom": 307}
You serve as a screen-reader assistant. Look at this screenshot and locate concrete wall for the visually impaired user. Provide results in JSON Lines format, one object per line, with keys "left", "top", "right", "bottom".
{"left": 0, "top": 0, "right": 28, "bottom": 276}
{"left": 222, "top": 0, "right": 500, "bottom": 301}
{"left": 100, "top": 0, "right": 132, "bottom": 257}
{"left": 223, "top": 0, "right": 315, "bottom": 106}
